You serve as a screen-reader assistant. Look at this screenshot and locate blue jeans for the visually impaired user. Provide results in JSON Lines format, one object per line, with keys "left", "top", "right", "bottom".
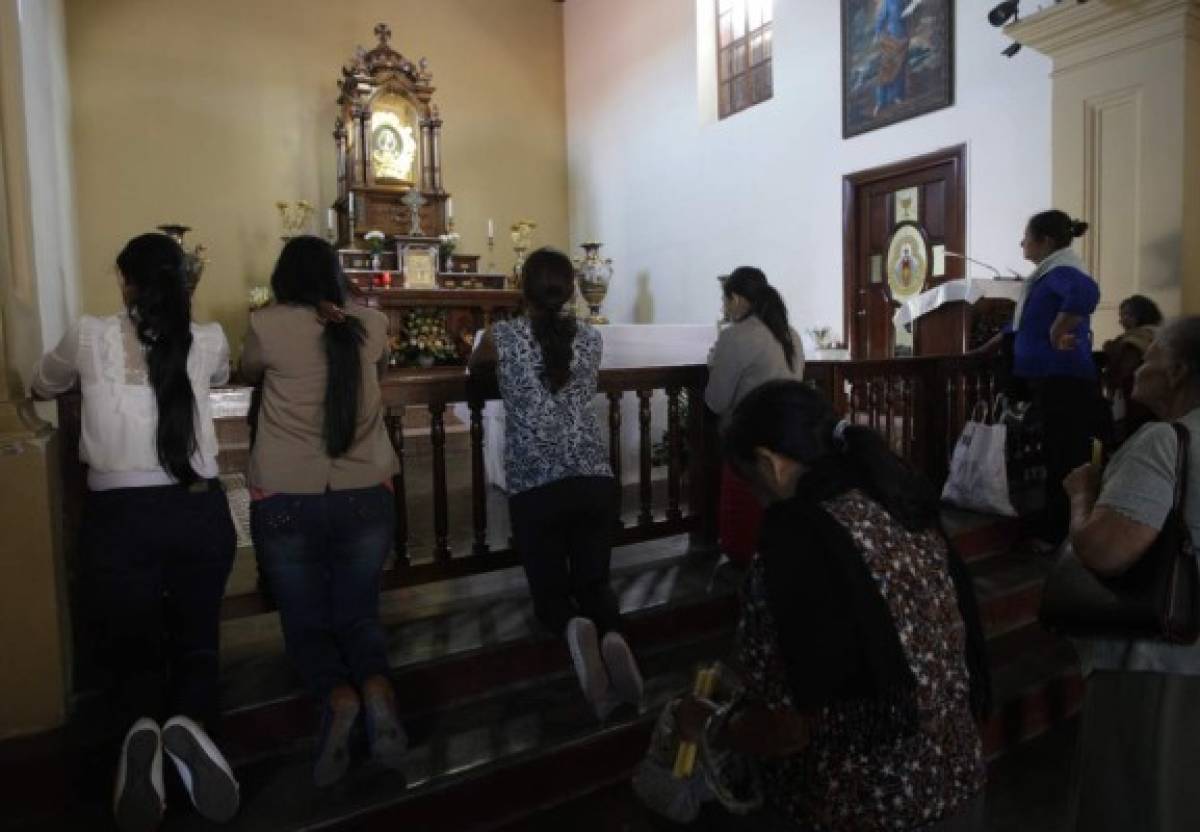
{"left": 250, "top": 485, "right": 394, "bottom": 699}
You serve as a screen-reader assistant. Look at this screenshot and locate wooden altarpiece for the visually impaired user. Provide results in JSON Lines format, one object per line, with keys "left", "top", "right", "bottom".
{"left": 331, "top": 23, "right": 517, "bottom": 370}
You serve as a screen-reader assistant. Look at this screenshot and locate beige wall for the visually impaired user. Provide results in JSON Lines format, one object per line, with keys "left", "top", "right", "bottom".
{"left": 66, "top": 0, "right": 567, "bottom": 351}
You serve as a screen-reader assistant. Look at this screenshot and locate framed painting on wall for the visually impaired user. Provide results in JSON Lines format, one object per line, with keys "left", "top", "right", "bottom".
{"left": 842, "top": 0, "right": 954, "bottom": 138}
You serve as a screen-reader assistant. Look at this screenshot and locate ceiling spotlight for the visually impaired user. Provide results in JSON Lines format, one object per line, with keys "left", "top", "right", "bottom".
{"left": 1002, "top": 41, "right": 1022, "bottom": 57}
{"left": 988, "top": 0, "right": 1020, "bottom": 27}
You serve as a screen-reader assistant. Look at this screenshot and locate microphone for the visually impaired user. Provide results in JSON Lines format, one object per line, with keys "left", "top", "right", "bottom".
{"left": 943, "top": 251, "right": 1009, "bottom": 279}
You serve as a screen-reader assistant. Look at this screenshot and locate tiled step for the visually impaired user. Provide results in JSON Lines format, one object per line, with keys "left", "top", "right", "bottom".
{"left": 982, "top": 624, "right": 1084, "bottom": 759}
{"left": 216, "top": 537, "right": 737, "bottom": 765}
{"left": 44, "top": 633, "right": 732, "bottom": 832}
{"left": 972, "top": 548, "right": 1054, "bottom": 637}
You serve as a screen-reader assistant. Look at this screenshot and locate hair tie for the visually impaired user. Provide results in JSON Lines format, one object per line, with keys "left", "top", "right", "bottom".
{"left": 316, "top": 300, "right": 346, "bottom": 325}
{"left": 832, "top": 419, "right": 851, "bottom": 448}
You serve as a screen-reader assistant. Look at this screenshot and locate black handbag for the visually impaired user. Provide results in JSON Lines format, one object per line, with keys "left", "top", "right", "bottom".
{"left": 1038, "top": 423, "right": 1200, "bottom": 643}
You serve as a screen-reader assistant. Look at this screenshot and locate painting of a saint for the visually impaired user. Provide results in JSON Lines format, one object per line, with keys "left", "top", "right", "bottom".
{"left": 842, "top": 0, "right": 953, "bottom": 137}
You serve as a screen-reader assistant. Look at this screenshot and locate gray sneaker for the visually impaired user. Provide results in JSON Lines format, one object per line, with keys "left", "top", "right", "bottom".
{"left": 601, "top": 631, "right": 645, "bottom": 708}
{"left": 565, "top": 617, "right": 610, "bottom": 718}
{"left": 113, "top": 718, "right": 165, "bottom": 832}
{"left": 162, "top": 715, "right": 239, "bottom": 823}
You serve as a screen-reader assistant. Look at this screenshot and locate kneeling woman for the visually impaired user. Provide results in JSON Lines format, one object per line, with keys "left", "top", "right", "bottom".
{"left": 34, "top": 233, "right": 239, "bottom": 831}
{"left": 471, "top": 248, "right": 643, "bottom": 719}
{"left": 242, "top": 236, "right": 403, "bottom": 787}
{"left": 680, "top": 381, "right": 990, "bottom": 831}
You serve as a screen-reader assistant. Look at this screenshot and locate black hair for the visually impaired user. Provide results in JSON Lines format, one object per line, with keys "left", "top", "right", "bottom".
{"left": 521, "top": 247, "right": 578, "bottom": 393}
{"left": 1027, "top": 210, "right": 1089, "bottom": 250}
{"left": 1159, "top": 316, "right": 1200, "bottom": 384}
{"left": 269, "top": 235, "right": 366, "bottom": 457}
{"left": 722, "top": 266, "right": 797, "bottom": 371}
{"left": 724, "top": 380, "right": 992, "bottom": 720}
{"left": 117, "top": 233, "right": 199, "bottom": 484}
{"left": 1119, "top": 294, "right": 1163, "bottom": 328}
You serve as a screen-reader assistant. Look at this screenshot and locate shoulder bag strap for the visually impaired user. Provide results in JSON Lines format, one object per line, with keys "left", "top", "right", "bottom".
{"left": 1167, "top": 423, "right": 1193, "bottom": 555}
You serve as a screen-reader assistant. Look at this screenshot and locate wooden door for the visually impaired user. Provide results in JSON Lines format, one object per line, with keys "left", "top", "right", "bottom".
{"left": 843, "top": 145, "right": 966, "bottom": 359}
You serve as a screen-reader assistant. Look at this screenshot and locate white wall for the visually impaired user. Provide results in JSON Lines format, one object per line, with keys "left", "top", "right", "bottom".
{"left": 565, "top": 0, "right": 1055, "bottom": 342}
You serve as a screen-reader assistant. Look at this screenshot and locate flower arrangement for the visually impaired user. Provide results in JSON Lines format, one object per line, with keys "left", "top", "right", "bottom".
{"left": 364, "top": 230, "right": 387, "bottom": 255}
{"left": 276, "top": 200, "right": 313, "bottom": 237}
{"left": 248, "top": 285, "right": 271, "bottom": 310}
{"left": 395, "top": 309, "right": 458, "bottom": 367}
{"left": 807, "top": 326, "right": 846, "bottom": 351}
{"left": 437, "top": 231, "right": 461, "bottom": 266}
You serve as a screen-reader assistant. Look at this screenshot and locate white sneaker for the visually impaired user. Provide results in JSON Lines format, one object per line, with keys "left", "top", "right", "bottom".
{"left": 601, "top": 631, "right": 645, "bottom": 708}
{"left": 162, "top": 715, "right": 240, "bottom": 823}
{"left": 113, "top": 717, "right": 165, "bottom": 832}
{"left": 565, "top": 617, "right": 610, "bottom": 718}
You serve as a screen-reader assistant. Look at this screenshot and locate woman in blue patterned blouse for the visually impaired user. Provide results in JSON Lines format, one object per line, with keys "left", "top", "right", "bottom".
{"left": 470, "top": 248, "right": 643, "bottom": 719}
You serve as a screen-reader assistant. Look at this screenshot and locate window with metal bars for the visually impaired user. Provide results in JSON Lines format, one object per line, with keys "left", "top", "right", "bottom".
{"left": 716, "top": 0, "right": 773, "bottom": 119}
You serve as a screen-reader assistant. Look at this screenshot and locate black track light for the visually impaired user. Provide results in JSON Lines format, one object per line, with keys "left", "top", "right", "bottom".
{"left": 988, "top": 0, "right": 1020, "bottom": 27}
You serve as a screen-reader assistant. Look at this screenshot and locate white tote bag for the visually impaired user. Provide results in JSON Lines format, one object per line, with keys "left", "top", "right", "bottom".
{"left": 941, "top": 401, "right": 1017, "bottom": 517}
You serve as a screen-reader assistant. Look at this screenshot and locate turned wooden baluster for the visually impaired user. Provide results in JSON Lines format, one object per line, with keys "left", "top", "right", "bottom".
{"left": 469, "top": 398, "right": 488, "bottom": 557}
{"left": 666, "top": 386, "right": 683, "bottom": 522}
{"left": 608, "top": 391, "right": 624, "bottom": 528}
{"left": 385, "top": 406, "right": 409, "bottom": 567}
{"left": 637, "top": 389, "right": 653, "bottom": 526}
{"left": 429, "top": 402, "right": 451, "bottom": 562}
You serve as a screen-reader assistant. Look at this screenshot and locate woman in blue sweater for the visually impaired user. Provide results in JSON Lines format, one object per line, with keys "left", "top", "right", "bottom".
{"left": 983, "top": 210, "right": 1105, "bottom": 546}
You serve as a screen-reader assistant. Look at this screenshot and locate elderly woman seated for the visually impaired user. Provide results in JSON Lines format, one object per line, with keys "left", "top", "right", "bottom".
{"left": 1063, "top": 316, "right": 1200, "bottom": 831}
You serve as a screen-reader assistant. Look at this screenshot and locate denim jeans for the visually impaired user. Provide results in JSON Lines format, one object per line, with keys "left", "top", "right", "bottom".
{"left": 250, "top": 485, "right": 394, "bottom": 699}
{"left": 81, "top": 481, "right": 236, "bottom": 732}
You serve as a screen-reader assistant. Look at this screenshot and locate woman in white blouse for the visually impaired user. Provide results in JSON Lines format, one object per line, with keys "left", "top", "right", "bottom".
{"left": 33, "top": 233, "right": 239, "bottom": 832}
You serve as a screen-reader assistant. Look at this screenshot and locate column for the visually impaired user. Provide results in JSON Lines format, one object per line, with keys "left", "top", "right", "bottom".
{"left": 1010, "top": 0, "right": 1200, "bottom": 340}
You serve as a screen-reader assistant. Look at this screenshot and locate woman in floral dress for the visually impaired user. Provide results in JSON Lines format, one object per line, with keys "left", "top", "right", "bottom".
{"left": 678, "top": 381, "right": 990, "bottom": 831}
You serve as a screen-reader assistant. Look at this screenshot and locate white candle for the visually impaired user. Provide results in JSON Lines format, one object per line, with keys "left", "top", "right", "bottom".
{"left": 446, "top": 198, "right": 453, "bottom": 220}
{"left": 327, "top": 208, "right": 336, "bottom": 232}
{"left": 348, "top": 192, "right": 355, "bottom": 216}
{"left": 487, "top": 218, "right": 494, "bottom": 239}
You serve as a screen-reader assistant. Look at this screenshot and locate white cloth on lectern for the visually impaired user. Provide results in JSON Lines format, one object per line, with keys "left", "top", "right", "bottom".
{"left": 892, "top": 277, "right": 1025, "bottom": 329}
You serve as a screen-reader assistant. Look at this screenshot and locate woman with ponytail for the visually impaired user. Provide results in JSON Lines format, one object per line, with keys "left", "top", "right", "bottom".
{"left": 469, "top": 247, "right": 644, "bottom": 720}
{"left": 705, "top": 266, "right": 805, "bottom": 566}
{"left": 677, "top": 380, "right": 988, "bottom": 831}
{"left": 33, "top": 233, "right": 239, "bottom": 831}
{"left": 976, "top": 210, "right": 1106, "bottom": 548}
{"left": 241, "top": 235, "right": 402, "bottom": 787}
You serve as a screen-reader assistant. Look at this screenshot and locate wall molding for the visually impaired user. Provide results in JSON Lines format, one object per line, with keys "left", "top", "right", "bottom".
{"left": 1008, "top": 0, "right": 1200, "bottom": 69}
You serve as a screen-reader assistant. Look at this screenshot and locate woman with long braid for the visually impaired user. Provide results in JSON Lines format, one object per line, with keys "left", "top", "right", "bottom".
{"left": 470, "top": 247, "right": 644, "bottom": 719}
{"left": 33, "top": 233, "right": 239, "bottom": 831}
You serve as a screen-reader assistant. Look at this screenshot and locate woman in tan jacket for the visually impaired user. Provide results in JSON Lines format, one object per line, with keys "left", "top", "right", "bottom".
{"left": 241, "top": 236, "right": 402, "bottom": 787}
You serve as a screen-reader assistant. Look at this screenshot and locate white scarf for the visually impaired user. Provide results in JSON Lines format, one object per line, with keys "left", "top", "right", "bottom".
{"left": 1011, "top": 246, "right": 1089, "bottom": 329}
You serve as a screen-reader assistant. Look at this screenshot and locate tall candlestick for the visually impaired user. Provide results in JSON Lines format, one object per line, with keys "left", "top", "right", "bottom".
{"left": 487, "top": 218, "right": 494, "bottom": 239}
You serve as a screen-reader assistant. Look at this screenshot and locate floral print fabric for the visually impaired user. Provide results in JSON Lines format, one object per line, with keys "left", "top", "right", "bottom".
{"left": 737, "top": 490, "right": 984, "bottom": 831}
{"left": 493, "top": 316, "right": 611, "bottom": 494}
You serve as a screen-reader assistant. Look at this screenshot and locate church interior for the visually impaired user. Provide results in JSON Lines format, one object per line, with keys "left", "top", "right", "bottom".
{"left": 2, "top": 0, "right": 1199, "bottom": 829}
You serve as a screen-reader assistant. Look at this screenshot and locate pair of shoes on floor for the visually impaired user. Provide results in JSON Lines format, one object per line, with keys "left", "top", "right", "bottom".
{"left": 114, "top": 715, "right": 240, "bottom": 832}
{"left": 565, "top": 617, "right": 644, "bottom": 721}
{"left": 313, "top": 687, "right": 408, "bottom": 787}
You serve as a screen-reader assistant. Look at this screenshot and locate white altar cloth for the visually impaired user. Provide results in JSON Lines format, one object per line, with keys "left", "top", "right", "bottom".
{"left": 893, "top": 277, "right": 1025, "bottom": 329}
{"left": 454, "top": 324, "right": 716, "bottom": 492}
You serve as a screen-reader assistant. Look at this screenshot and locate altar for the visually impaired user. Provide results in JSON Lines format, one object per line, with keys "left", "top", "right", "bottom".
{"left": 453, "top": 324, "right": 716, "bottom": 491}
{"left": 330, "top": 24, "right": 522, "bottom": 369}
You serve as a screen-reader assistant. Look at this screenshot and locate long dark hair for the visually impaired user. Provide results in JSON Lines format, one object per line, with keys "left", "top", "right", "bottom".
{"left": 1027, "top": 210, "right": 1089, "bottom": 250}
{"left": 522, "top": 247, "right": 578, "bottom": 393}
{"left": 270, "top": 235, "right": 365, "bottom": 457}
{"left": 724, "top": 380, "right": 992, "bottom": 719}
{"left": 117, "top": 233, "right": 199, "bottom": 484}
{"left": 723, "top": 266, "right": 797, "bottom": 370}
